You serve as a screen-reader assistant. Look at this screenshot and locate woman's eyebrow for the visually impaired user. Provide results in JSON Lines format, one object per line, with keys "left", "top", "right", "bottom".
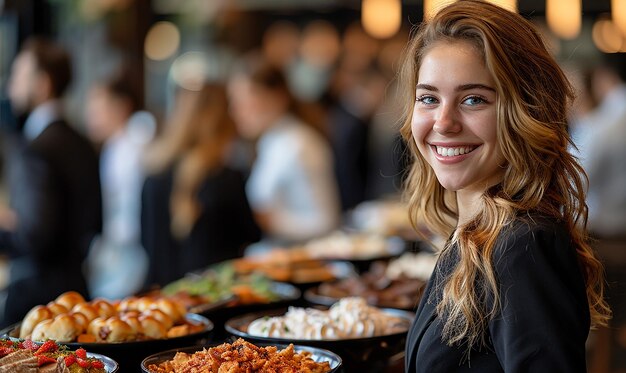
{"left": 456, "top": 83, "right": 495, "bottom": 92}
{"left": 415, "top": 83, "right": 496, "bottom": 92}
{"left": 415, "top": 83, "right": 437, "bottom": 91}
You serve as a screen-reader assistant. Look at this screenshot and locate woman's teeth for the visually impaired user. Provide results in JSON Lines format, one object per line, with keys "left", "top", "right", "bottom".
{"left": 436, "top": 146, "right": 476, "bottom": 157}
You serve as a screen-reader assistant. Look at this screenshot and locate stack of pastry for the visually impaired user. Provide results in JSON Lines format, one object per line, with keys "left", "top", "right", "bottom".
{"left": 19, "top": 292, "right": 200, "bottom": 343}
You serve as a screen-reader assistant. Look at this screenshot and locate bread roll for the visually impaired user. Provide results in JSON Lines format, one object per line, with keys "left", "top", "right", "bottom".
{"left": 104, "top": 317, "right": 136, "bottom": 342}
{"left": 119, "top": 314, "right": 143, "bottom": 335}
{"left": 154, "top": 298, "right": 185, "bottom": 323}
{"left": 139, "top": 315, "right": 167, "bottom": 339}
{"left": 45, "top": 302, "right": 69, "bottom": 317}
{"left": 117, "top": 296, "right": 138, "bottom": 312}
{"left": 20, "top": 305, "right": 53, "bottom": 339}
{"left": 88, "top": 316, "right": 136, "bottom": 343}
{"left": 69, "top": 312, "right": 89, "bottom": 333}
{"left": 142, "top": 309, "right": 173, "bottom": 330}
{"left": 134, "top": 297, "right": 153, "bottom": 312}
{"left": 91, "top": 299, "right": 116, "bottom": 319}
{"left": 55, "top": 291, "right": 86, "bottom": 310}
{"left": 71, "top": 303, "right": 99, "bottom": 322}
{"left": 87, "top": 317, "right": 107, "bottom": 339}
{"left": 31, "top": 314, "right": 81, "bottom": 342}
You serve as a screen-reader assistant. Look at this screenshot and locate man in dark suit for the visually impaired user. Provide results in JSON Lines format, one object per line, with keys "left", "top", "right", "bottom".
{"left": 0, "top": 37, "right": 102, "bottom": 327}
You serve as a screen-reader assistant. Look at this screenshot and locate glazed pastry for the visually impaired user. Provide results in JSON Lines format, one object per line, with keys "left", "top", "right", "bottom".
{"left": 54, "top": 291, "right": 85, "bottom": 310}
{"left": 90, "top": 299, "right": 116, "bottom": 319}
{"left": 119, "top": 313, "right": 143, "bottom": 335}
{"left": 19, "top": 305, "right": 52, "bottom": 339}
{"left": 88, "top": 316, "right": 136, "bottom": 343}
{"left": 20, "top": 292, "right": 194, "bottom": 343}
{"left": 44, "top": 302, "right": 68, "bottom": 317}
{"left": 139, "top": 315, "right": 167, "bottom": 339}
{"left": 154, "top": 298, "right": 185, "bottom": 323}
{"left": 117, "top": 296, "right": 138, "bottom": 312}
{"left": 71, "top": 303, "right": 99, "bottom": 322}
{"left": 68, "top": 312, "right": 89, "bottom": 333}
{"left": 30, "top": 314, "right": 82, "bottom": 343}
{"left": 142, "top": 309, "right": 173, "bottom": 330}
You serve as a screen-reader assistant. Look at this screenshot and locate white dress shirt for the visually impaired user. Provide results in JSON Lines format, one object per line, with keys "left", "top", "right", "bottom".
{"left": 246, "top": 114, "right": 340, "bottom": 243}
{"left": 23, "top": 100, "right": 62, "bottom": 141}
{"left": 87, "top": 114, "right": 154, "bottom": 299}
{"left": 571, "top": 85, "right": 626, "bottom": 237}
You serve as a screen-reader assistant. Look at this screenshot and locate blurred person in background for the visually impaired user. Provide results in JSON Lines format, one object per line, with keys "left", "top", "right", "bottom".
{"left": 228, "top": 57, "right": 340, "bottom": 247}
{"left": 84, "top": 68, "right": 154, "bottom": 299}
{"left": 0, "top": 37, "right": 102, "bottom": 326}
{"left": 141, "top": 83, "right": 260, "bottom": 288}
{"left": 327, "top": 64, "right": 387, "bottom": 211}
{"left": 570, "top": 55, "right": 626, "bottom": 372}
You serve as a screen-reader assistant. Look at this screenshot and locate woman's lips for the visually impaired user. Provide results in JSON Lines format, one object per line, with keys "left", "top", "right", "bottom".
{"left": 430, "top": 144, "right": 479, "bottom": 163}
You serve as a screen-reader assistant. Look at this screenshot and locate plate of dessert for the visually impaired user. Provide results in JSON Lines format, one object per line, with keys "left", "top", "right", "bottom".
{"left": 224, "top": 297, "right": 413, "bottom": 372}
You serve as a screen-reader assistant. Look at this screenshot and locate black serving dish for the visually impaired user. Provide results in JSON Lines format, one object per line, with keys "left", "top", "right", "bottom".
{"left": 141, "top": 341, "right": 342, "bottom": 373}
{"left": 315, "top": 236, "right": 407, "bottom": 274}
{"left": 303, "top": 278, "right": 425, "bottom": 311}
{"left": 224, "top": 307, "right": 414, "bottom": 373}
{"left": 1, "top": 313, "right": 213, "bottom": 372}
{"left": 89, "top": 352, "right": 120, "bottom": 372}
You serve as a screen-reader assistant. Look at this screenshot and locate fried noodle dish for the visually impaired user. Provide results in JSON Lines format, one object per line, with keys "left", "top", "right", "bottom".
{"left": 148, "top": 338, "right": 332, "bottom": 373}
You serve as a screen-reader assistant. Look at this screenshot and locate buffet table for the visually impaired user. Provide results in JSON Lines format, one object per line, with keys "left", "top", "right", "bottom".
{"left": 0, "top": 201, "right": 440, "bottom": 372}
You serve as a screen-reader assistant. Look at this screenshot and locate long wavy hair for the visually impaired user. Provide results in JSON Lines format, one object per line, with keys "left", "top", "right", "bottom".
{"left": 144, "top": 84, "right": 235, "bottom": 239}
{"left": 398, "top": 0, "right": 610, "bottom": 351}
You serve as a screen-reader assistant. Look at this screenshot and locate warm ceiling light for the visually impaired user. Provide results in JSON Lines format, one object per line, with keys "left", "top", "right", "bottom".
{"left": 423, "top": 0, "right": 456, "bottom": 21}
{"left": 170, "top": 52, "right": 209, "bottom": 91}
{"left": 486, "top": 0, "right": 517, "bottom": 12}
{"left": 546, "top": 0, "right": 582, "bottom": 39}
{"left": 592, "top": 18, "right": 624, "bottom": 53}
{"left": 613, "top": 0, "right": 626, "bottom": 36}
{"left": 362, "top": 0, "right": 402, "bottom": 39}
{"left": 144, "top": 21, "right": 180, "bottom": 61}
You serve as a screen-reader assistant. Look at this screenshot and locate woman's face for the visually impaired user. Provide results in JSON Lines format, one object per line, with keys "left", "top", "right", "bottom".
{"left": 228, "top": 74, "right": 283, "bottom": 140}
{"left": 411, "top": 40, "right": 505, "bottom": 196}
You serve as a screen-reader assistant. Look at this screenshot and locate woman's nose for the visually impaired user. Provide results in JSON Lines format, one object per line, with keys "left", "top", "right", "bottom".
{"left": 433, "top": 104, "right": 461, "bottom": 134}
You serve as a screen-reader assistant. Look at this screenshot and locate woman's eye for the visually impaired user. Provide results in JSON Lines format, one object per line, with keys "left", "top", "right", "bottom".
{"left": 462, "top": 96, "right": 486, "bottom": 106}
{"left": 416, "top": 95, "right": 437, "bottom": 105}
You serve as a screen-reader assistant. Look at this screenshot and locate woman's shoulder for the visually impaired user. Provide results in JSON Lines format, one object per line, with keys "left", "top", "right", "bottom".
{"left": 493, "top": 213, "right": 574, "bottom": 265}
{"left": 500, "top": 212, "right": 569, "bottom": 244}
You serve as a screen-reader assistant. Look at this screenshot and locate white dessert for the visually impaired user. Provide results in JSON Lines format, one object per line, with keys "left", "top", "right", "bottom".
{"left": 247, "top": 297, "right": 409, "bottom": 340}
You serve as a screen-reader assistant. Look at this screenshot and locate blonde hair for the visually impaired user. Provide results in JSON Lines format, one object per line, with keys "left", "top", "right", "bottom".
{"left": 398, "top": 0, "right": 610, "bottom": 350}
{"left": 144, "top": 84, "right": 235, "bottom": 239}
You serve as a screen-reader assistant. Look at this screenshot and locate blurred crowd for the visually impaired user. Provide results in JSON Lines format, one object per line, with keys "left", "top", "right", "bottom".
{"left": 0, "top": 13, "right": 625, "bottom": 373}
{"left": 0, "top": 22, "right": 411, "bottom": 328}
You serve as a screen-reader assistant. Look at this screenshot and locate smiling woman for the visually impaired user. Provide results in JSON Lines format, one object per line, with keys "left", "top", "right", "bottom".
{"left": 399, "top": 0, "right": 611, "bottom": 372}
{"left": 411, "top": 41, "right": 502, "bottom": 214}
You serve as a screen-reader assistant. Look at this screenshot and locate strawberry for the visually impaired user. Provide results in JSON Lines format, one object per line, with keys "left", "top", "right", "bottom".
{"left": 64, "top": 354, "right": 77, "bottom": 366}
{"left": 76, "top": 357, "right": 91, "bottom": 368}
{"left": 0, "top": 346, "right": 13, "bottom": 357}
{"left": 75, "top": 347, "right": 87, "bottom": 359}
{"left": 0, "top": 340, "right": 10, "bottom": 347}
{"left": 91, "top": 360, "right": 105, "bottom": 369}
{"left": 20, "top": 339, "right": 39, "bottom": 351}
{"left": 37, "top": 355, "right": 57, "bottom": 366}
{"left": 34, "top": 340, "right": 57, "bottom": 355}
